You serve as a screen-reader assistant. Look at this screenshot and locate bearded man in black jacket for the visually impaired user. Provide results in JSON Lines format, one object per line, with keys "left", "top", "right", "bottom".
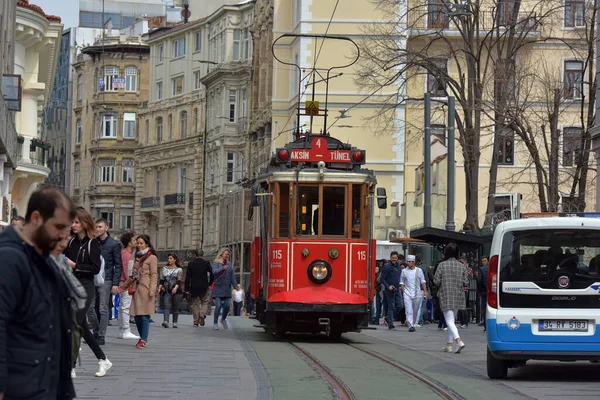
{"left": 185, "top": 249, "right": 215, "bottom": 327}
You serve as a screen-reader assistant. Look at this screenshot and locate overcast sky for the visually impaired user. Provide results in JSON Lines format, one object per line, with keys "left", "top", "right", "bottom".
{"left": 34, "top": 0, "right": 79, "bottom": 28}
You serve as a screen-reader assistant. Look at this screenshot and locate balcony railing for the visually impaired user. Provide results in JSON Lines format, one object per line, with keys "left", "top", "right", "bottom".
{"left": 164, "top": 193, "right": 186, "bottom": 206}
{"left": 0, "top": 95, "right": 18, "bottom": 166}
{"left": 141, "top": 196, "right": 160, "bottom": 208}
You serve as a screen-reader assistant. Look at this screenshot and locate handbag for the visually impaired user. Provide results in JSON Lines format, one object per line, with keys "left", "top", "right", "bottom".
{"left": 128, "top": 279, "right": 136, "bottom": 295}
{"left": 209, "top": 270, "right": 226, "bottom": 291}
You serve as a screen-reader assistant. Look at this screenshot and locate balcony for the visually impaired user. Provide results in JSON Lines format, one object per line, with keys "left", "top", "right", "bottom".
{"left": 164, "top": 193, "right": 186, "bottom": 209}
{"left": 141, "top": 196, "right": 160, "bottom": 209}
{"left": 407, "top": 5, "right": 540, "bottom": 37}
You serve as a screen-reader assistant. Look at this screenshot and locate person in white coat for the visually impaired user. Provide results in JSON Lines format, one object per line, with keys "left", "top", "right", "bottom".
{"left": 400, "top": 254, "right": 428, "bottom": 332}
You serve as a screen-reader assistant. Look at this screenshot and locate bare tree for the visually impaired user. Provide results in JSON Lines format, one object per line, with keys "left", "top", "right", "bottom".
{"left": 356, "top": 0, "right": 564, "bottom": 231}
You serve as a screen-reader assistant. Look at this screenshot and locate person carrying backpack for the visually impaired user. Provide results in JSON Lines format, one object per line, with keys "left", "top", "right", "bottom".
{"left": 65, "top": 207, "right": 113, "bottom": 378}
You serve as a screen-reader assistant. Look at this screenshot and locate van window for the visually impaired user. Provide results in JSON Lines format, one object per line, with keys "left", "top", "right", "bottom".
{"left": 499, "top": 229, "right": 600, "bottom": 308}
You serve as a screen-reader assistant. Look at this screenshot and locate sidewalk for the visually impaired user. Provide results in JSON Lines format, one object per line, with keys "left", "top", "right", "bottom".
{"left": 73, "top": 314, "right": 257, "bottom": 400}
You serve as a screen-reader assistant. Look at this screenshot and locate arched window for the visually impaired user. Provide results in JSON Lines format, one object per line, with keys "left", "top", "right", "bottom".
{"left": 103, "top": 66, "right": 119, "bottom": 91}
{"left": 156, "top": 117, "right": 163, "bottom": 144}
{"left": 180, "top": 111, "right": 187, "bottom": 139}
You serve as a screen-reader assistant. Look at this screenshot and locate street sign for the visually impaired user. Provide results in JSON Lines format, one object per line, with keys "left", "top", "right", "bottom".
{"left": 305, "top": 100, "right": 319, "bottom": 116}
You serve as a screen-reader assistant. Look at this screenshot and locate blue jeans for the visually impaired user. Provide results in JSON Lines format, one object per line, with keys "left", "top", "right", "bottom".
{"left": 384, "top": 290, "right": 403, "bottom": 327}
{"left": 134, "top": 315, "right": 150, "bottom": 341}
{"left": 87, "top": 281, "right": 112, "bottom": 337}
{"left": 417, "top": 297, "right": 428, "bottom": 325}
{"left": 214, "top": 297, "right": 232, "bottom": 324}
{"left": 371, "top": 291, "right": 382, "bottom": 322}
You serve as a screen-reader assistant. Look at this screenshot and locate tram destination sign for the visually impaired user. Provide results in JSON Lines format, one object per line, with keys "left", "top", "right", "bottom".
{"left": 288, "top": 137, "right": 352, "bottom": 163}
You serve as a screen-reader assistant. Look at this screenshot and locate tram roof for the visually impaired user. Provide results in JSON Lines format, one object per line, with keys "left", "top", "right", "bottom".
{"left": 257, "top": 169, "right": 377, "bottom": 185}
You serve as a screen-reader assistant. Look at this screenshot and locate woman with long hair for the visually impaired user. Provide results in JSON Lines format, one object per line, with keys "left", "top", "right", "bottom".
{"left": 434, "top": 243, "right": 469, "bottom": 353}
{"left": 159, "top": 253, "right": 184, "bottom": 328}
{"left": 211, "top": 248, "right": 240, "bottom": 330}
{"left": 64, "top": 207, "right": 112, "bottom": 377}
{"left": 120, "top": 234, "right": 158, "bottom": 348}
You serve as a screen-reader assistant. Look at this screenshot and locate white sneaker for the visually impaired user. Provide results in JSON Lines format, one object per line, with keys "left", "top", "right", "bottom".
{"left": 95, "top": 358, "right": 112, "bottom": 377}
{"left": 455, "top": 341, "right": 466, "bottom": 354}
{"left": 415, "top": 324, "right": 422, "bottom": 328}
{"left": 121, "top": 330, "right": 140, "bottom": 340}
{"left": 71, "top": 369, "right": 76, "bottom": 379}
{"left": 442, "top": 344, "right": 453, "bottom": 353}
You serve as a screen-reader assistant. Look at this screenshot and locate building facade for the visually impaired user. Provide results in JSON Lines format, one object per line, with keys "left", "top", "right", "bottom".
{"left": 70, "top": 36, "right": 150, "bottom": 234}
{"left": 0, "top": 0, "right": 18, "bottom": 225}
{"left": 10, "top": 0, "right": 62, "bottom": 217}
{"left": 136, "top": 1, "right": 254, "bottom": 262}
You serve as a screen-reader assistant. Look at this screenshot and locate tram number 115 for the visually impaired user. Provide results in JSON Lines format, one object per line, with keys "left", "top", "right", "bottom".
{"left": 272, "top": 250, "right": 283, "bottom": 260}
{"left": 357, "top": 251, "right": 367, "bottom": 261}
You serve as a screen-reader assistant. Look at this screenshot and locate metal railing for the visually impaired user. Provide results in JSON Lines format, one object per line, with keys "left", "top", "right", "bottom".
{"left": 164, "top": 193, "right": 186, "bottom": 206}
{"left": 0, "top": 95, "right": 18, "bottom": 166}
{"left": 141, "top": 196, "right": 160, "bottom": 208}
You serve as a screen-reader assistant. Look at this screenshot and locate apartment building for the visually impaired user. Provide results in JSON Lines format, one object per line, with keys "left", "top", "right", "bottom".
{"left": 136, "top": 0, "right": 255, "bottom": 261}
{"left": 70, "top": 36, "right": 150, "bottom": 233}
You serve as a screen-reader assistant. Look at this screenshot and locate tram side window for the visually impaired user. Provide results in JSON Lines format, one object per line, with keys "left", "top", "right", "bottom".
{"left": 297, "top": 186, "right": 319, "bottom": 235}
{"left": 279, "top": 183, "right": 290, "bottom": 237}
{"left": 321, "top": 186, "right": 346, "bottom": 236}
{"left": 352, "top": 184, "right": 362, "bottom": 239}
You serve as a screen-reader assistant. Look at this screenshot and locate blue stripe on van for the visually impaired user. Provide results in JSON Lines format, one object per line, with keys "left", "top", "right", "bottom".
{"left": 487, "top": 320, "right": 600, "bottom": 352}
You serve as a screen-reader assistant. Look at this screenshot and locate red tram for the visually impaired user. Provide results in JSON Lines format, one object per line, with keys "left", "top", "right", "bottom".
{"left": 248, "top": 134, "right": 387, "bottom": 337}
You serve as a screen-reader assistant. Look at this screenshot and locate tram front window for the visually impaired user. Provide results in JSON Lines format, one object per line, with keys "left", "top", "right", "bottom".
{"left": 322, "top": 187, "right": 345, "bottom": 235}
{"left": 297, "top": 185, "right": 346, "bottom": 236}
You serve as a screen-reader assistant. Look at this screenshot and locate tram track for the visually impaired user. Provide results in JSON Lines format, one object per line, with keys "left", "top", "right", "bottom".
{"left": 281, "top": 334, "right": 464, "bottom": 400}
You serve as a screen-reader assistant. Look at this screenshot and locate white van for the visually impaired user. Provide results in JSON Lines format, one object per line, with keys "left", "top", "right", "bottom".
{"left": 486, "top": 217, "right": 600, "bottom": 379}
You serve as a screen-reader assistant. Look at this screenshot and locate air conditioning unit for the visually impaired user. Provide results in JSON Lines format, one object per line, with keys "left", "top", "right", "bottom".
{"left": 387, "top": 229, "right": 404, "bottom": 241}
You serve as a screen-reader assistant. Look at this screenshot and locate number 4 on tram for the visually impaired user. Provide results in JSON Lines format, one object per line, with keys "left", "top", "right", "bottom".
{"left": 248, "top": 134, "right": 387, "bottom": 338}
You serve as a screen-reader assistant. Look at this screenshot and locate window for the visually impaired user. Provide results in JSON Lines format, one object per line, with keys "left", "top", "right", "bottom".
{"left": 103, "top": 66, "right": 119, "bottom": 91}
{"left": 122, "top": 159, "right": 134, "bottom": 183}
{"left": 125, "top": 67, "right": 137, "bottom": 92}
{"left": 297, "top": 185, "right": 346, "bottom": 236}
{"left": 496, "top": 1, "right": 513, "bottom": 25}
{"left": 193, "top": 108, "right": 199, "bottom": 133}
{"left": 99, "top": 159, "right": 116, "bottom": 183}
{"left": 156, "top": 81, "right": 163, "bottom": 100}
{"left": 427, "top": 59, "right": 447, "bottom": 97}
{"left": 179, "top": 167, "right": 187, "bottom": 193}
{"left": 241, "top": 89, "right": 247, "bottom": 119}
{"left": 120, "top": 214, "right": 133, "bottom": 230}
{"left": 156, "top": 117, "right": 163, "bottom": 143}
{"left": 101, "top": 114, "right": 117, "bottom": 138}
{"left": 168, "top": 114, "right": 173, "bottom": 139}
{"left": 195, "top": 30, "right": 202, "bottom": 51}
{"left": 233, "top": 29, "right": 241, "bottom": 61}
{"left": 93, "top": 114, "right": 98, "bottom": 139}
{"left": 77, "top": 75, "right": 83, "bottom": 101}
{"left": 243, "top": 30, "right": 251, "bottom": 59}
{"left": 74, "top": 163, "right": 80, "bottom": 188}
{"left": 497, "top": 127, "right": 515, "bottom": 165}
{"left": 100, "top": 212, "right": 114, "bottom": 229}
{"left": 172, "top": 76, "right": 184, "bottom": 96}
{"left": 145, "top": 119, "right": 149, "bottom": 143}
{"left": 563, "top": 127, "right": 583, "bottom": 166}
{"left": 173, "top": 37, "right": 186, "bottom": 58}
{"left": 431, "top": 124, "right": 446, "bottom": 145}
{"left": 123, "top": 112, "right": 136, "bottom": 138}
{"left": 564, "top": 60, "right": 584, "bottom": 99}
{"left": 227, "top": 152, "right": 235, "bottom": 183}
{"left": 180, "top": 111, "right": 187, "bottom": 138}
{"left": 428, "top": 0, "right": 449, "bottom": 29}
{"left": 277, "top": 183, "right": 291, "bottom": 237}
{"left": 155, "top": 170, "right": 161, "bottom": 197}
{"left": 76, "top": 119, "right": 82, "bottom": 144}
{"left": 229, "top": 90, "right": 237, "bottom": 122}
{"left": 193, "top": 70, "right": 201, "bottom": 90}
{"left": 158, "top": 44, "right": 164, "bottom": 63}
{"left": 565, "top": 0, "right": 585, "bottom": 28}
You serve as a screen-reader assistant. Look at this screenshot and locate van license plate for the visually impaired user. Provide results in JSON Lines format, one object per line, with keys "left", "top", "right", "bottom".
{"left": 539, "top": 320, "right": 588, "bottom": 332}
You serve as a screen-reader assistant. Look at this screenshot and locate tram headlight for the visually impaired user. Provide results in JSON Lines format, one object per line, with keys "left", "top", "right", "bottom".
{"left": 307, "top": 260, "right": 332, "bottom": 284}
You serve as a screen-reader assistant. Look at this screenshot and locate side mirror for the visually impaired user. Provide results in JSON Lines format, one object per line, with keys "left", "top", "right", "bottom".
{"left": 377, "top": 187, "right": 387, "bottom": 209}
{"left": 250, "top": 184, "right": 261, "bottom": 207}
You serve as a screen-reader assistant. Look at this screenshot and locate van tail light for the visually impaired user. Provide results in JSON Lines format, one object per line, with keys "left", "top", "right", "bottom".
{"left": 488, "top": 255, "right": 498, "bottom": 309}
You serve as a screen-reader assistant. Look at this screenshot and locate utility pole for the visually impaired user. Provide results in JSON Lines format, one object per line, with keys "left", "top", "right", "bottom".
{"left": 445, "top": 96, "right": 456, "bottom": 231}
{"left": 424, "top": 92, "right": 432, "bottom": 228}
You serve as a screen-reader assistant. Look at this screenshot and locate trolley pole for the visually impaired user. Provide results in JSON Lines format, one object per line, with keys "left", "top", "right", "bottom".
{"left": 445, "top": 96, "right": 456, "bottom": 232}
{"left": 424, "top": 93, "right": 432, "bottom": 228}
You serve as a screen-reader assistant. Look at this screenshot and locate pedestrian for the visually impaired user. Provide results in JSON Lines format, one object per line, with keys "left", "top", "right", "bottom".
{"left": 159, "top": 253, "right": 184, "bottom": 328}
{"left": 477, "top": 255, "right": 489, "bottom": 330}
{"left": 65, "top": 207, "right": 113, "bottom": 377}
{"left": 0, "top": 187, "right": 76, "bottom": 399}
{"left": 458, "top": 256, "right": 473, "bottom": 328}
{"left": 434, "top": 243, "right": 469, "bottom": 353}
{"left": 185, "top": 249, "right": 215, "bottom": 327}
{"left": 400, "top": 255, "right": 428, "bottom": 332}
{"left": 233, "top": 286, "right": 244, "bottom": 316}
{"left": 120, "top": 234, "right": 158, "bottom": 348}
{"left": 431, "top": 262, "right": 447, "bottom": 331}
{"left": 118, "top": 232, "right": 140, "bottom": 340}
{"left": 370, "top": 261, "right": 384, "bottom": 324}
{"left": 211, "top": 248, "right": 240, "bottom": 330}
{"left": 87, "top": 218, "right": 122, "bottom": 345}
{"left": 380, "top": 251, "right": 403, "bottom": 330}
{"left": 415, "top": 255, "right": 430, "bottom": 326}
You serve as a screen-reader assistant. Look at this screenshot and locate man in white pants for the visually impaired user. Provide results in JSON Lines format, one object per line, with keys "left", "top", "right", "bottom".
{"left": 400, "top": 255, "right": 428, "bottom": 332}
{"left": 118, "top": 232, "right": 140, "bottom": 339}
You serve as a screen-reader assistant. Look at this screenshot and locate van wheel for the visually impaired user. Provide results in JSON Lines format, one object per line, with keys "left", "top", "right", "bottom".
{"left": 487, "top": 348, "right": 508, "bottom": 379}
